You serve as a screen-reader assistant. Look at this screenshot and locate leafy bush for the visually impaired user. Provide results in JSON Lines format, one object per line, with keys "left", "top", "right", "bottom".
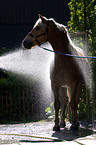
{"left": 68, "top": 0, "right": 96, "bottom": 121}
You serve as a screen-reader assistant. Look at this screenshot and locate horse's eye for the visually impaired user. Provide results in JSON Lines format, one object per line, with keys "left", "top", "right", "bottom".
{"left": 35, "top": 26, "right": 40, "bottom": 30}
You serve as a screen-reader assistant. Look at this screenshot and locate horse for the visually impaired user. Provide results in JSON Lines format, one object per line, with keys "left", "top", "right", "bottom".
{"left": 22, "top": 14, "right": 89, "bottom": 131}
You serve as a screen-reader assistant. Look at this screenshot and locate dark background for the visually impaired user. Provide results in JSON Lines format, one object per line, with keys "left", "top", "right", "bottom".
{"left": 0, "top": 0, "right": 70, "bottom": 49}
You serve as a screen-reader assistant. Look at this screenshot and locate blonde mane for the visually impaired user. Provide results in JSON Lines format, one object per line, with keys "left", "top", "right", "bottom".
{"left": 50, "top": 18, "right": 84, "bottom": 56}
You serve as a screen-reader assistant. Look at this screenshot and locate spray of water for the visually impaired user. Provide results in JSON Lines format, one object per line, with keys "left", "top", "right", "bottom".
{"left": 0, "top": 42, "right": 54, "bottom": 108}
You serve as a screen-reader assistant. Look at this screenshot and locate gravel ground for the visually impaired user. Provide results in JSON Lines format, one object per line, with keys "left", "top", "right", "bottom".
{"left": 0, "top": 120, "right": 96, "bottom": 144}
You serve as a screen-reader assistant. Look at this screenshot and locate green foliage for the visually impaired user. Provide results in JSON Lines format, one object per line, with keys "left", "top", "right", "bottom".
{"left": 45, "top": 107, "right": 51, "bottom": 113}
{"left": 78, "top": 84, "right": 92, "bottom": 121}
{"left": 68, "top": 0, "right": 96, "bottom": 30}
{"left": 68, "top": 0, "right": 96, "bottom": 121}
{"left": 68, "top": 0, "right": 96, "bottom": 51}
{"left": 45, "top": 102, "right": 54, "bottom": 120}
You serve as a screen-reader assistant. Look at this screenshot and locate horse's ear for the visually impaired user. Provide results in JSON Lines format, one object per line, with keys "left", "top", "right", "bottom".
{"left": 38, "top": 14, "right": 47, "bottom": 24}
{"left": 38, "top": 14, "right": 43, "bottom": 18}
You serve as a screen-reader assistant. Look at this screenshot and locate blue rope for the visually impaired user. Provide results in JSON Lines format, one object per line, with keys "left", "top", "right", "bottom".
{"left": 40, "top": 46, "right": 96, "bottom": 59}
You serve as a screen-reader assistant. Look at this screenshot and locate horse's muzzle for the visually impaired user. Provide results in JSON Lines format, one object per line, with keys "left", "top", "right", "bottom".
{"left": 22, "top": 39, "right": 33, "bottom": 49}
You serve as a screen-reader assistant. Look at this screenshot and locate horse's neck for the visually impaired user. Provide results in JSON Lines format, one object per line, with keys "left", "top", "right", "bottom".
{"left": 48, "top": 29, "right": 70, "bottom": 54}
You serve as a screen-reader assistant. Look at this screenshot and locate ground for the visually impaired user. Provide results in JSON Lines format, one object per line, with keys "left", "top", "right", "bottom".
{"left": 0, "top": 120, "right": 96, "bottom": 145}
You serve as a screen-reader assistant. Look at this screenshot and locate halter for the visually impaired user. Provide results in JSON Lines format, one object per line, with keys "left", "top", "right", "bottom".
{"left": 27, "top": 21, "right": 96, "bottom": 59}
{"left": 28, "top": 21, "right": 49, "bottom": 46}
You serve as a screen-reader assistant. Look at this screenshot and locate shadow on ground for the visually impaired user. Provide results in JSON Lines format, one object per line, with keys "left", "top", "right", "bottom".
{"left": 52, "top": 127, "right": 95, "bottom": 141}
{"left": 20, "top": 127, "right": 95, "bottom": 143}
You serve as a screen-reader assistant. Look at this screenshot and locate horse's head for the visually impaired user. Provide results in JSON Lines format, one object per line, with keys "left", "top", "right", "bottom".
{"left": 22, "top": 14, "right": 50, "bottom": 49}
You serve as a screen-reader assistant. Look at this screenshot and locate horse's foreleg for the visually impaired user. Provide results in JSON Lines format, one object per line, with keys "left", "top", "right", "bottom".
{"left": 54, "top": 97, "right": 60, "bottom": 131}
{"left": 59, "top": 87, "right": 68, "bottom": 128}
{"left": 51, "top": 82, "right": 60, "bottom": 131}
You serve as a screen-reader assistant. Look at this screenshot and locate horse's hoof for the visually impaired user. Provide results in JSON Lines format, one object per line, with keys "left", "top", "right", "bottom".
{"left": 77, "top": 122, "right": 80, "bottom": 126}
{"left": 60, "top": 122, "right": 66, "bottom": 128}
{"left": 70, "top": 125, "right": 79, "bottom": 131}
{"left": 53, "top": 126, "right": 60, "bottom": 131}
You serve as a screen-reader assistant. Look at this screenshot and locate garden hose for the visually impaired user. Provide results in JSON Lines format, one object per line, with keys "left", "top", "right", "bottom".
{"left": 0, "top": 133, "right": 63, "bottom": 142}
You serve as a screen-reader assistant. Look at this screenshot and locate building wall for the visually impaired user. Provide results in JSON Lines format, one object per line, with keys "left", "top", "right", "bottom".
{"left": 0, "top": 0, "right": 70, "bottom": 25}
{"left": 0, "top": 0, "right": 70, "bottom": 49}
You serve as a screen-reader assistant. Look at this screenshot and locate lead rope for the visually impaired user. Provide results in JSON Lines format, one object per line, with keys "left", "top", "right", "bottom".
{"left": 39, "top": 45, "right": 96, "bottom": 59}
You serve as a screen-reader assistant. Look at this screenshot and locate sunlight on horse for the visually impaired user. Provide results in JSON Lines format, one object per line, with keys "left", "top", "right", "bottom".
{"left": 22, "top": 14, "right": 90, "bottom": 131}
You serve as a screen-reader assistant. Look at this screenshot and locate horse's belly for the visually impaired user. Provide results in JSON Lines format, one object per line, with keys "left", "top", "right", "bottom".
{"left": 50, "top": 68, "right": 83, "bottom": 87}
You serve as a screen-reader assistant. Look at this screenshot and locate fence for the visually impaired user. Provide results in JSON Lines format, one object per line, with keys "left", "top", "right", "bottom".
{"left": 0, "top": 81, "right": 44, "bottom": 123}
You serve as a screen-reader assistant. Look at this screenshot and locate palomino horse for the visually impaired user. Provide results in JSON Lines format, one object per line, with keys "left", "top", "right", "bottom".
{"left": 22, "top": 14, "right": 88, "bottom": 131}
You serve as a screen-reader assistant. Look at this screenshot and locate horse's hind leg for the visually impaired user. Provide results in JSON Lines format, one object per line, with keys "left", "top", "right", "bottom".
{"left": 51, "top": 82, "right": 60, "bottom": 131}
{"left": 59, "top": 87, "right": 68, "bottom": 128}
{"left": 70, "top": 82, "right": 82, "bottom": 130}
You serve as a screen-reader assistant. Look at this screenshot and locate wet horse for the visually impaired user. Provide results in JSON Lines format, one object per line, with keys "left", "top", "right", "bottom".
{"left": 22, "top": 14, "right": 87, "bottom": 131}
